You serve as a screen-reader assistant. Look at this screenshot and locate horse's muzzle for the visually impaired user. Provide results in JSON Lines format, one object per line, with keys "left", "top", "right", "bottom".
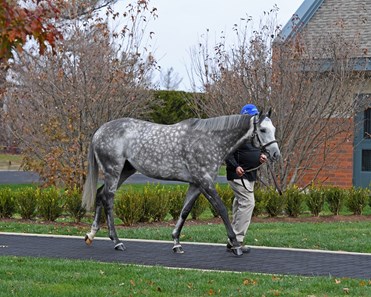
{"left": 270, "top": 151, "right": 281, "bottom": 162}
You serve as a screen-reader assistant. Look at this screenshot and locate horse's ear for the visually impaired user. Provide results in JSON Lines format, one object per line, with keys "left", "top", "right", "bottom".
{"left": 267, "top": 107, "right": 272, "bottom": 118}
{"left": 258, "top": 110, "right": 265, "bottom": 124}
{"left": 257, "top": 106, "right": 264, "bottom": 118}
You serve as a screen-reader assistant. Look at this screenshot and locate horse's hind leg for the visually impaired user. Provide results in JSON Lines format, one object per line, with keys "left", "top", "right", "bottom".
{"left": 99, "top": 173, "right": 124, "bottom": 250}
{"left": 103, "top": 162, "right": 136, "bottom": 251}
{"left": 85, "top": 185, "right": 104, "bottom": 245}
{"left": 172, "top": 184, "right": 201, "bottom": 253}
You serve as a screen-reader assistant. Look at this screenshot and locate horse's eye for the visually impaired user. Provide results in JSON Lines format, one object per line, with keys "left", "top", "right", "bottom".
{"left": 260, "top": 129, "right": 266, "bottom": 133}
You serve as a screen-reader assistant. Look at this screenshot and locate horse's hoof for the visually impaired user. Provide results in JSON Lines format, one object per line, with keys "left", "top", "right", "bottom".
{"left": 232, "top": 247, "right": 243, "bottom": 256}
{"left": 172, "top": 244, "right": 184, "bottom": 254}
{"left": 114, "top": 242, "right": 126, "bottom": 251}
{"left": 84, "top": 234, "right": 93, "bottom": 246}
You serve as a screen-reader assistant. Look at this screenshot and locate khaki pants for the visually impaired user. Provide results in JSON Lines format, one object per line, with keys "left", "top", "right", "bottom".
{"left": 228, "top": 179, "right": 255, "bottom": 243}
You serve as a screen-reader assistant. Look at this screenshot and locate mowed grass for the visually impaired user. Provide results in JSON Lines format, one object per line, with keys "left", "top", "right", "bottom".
{"left": 1, "top": 256, "right": 370, "bottom": 297}
{"left": 0, "top": 153, "right": 22, "bottom": 164}
{"left": 0, "top": 153, "right": 22, "bottom": 170}
{"left": 1, "top": 216, "right": 371, "bottom": 296}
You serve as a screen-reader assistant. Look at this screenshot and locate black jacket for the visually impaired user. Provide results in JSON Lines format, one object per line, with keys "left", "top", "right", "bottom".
{"left": 225, "top": 141, "right": 261, "bottom": 181}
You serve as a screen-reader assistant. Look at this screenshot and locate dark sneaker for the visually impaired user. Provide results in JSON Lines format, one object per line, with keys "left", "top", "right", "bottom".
{"left": 240, "top": 245, "right": 251, "bottom": 253}
{"left": 226, "top": 242, "right": 251, "bottom": 253}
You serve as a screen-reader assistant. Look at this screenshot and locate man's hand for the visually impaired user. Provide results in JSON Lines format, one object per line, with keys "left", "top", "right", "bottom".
{"left": 236, "top": 166, "right": 244, "bottom": 177}
{"left": 260, "top": 154, "right": 268, "bottom": 164}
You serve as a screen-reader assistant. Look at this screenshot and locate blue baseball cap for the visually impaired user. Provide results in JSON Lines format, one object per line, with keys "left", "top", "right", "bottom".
{"left": 240, "top": 104, "right": 259, "bottom": 115}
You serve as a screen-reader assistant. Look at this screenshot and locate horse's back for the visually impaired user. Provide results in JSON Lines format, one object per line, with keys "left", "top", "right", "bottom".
{"left": 91, "top": 118, "right": 193, "bottom": 180}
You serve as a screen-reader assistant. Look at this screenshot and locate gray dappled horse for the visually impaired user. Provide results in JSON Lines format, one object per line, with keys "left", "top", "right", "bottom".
{"left": 82, "top": 111, "right": 280, "bottom": 256}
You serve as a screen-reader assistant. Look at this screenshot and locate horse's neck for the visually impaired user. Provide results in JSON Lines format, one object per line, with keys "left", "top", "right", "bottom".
{"left": 214, "top": 118, "right": 252, "bottom": 159}
{"left": 224, "top": 129, "right": 251, "bottom": 155}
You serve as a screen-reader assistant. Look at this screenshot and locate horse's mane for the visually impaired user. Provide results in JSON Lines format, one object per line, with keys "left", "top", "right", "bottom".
{"left": 185, "top": 114, "right": 251, "bottom": 132}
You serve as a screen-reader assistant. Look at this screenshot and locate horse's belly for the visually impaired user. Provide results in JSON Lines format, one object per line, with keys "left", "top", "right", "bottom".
{"left": 128, "top": 153, "right": 191, "bottom": 182}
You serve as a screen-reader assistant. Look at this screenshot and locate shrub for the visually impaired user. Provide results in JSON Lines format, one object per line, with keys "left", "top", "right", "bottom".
{"left": 36, "top": 187, "right": 63, "bottom": 221}
{"left": 265, "top": 187, "right": 286, "bottom": 217}
{"left": 141, "top": 184, "right": 170, "bottom": 222}
{"left": 0, "top": 187, "right": 15, "bottom": 218}
{"left": 168, "top": 185, "right": 187, "bottom": 220}
{"left": 323, "top": 186, "right": 346, "bottom": 215}
{"left": 191, "top": 194, "right": 208, "bottom": 220}
{"left": 306, "top": 186, "right": 325, "bottom": 217}
{"left": 209, "top": 184, "right": 234, "bottom": 217}
{"left": 285, "top": 185, "right": 304, "bottom": 218}
{"left": 64, "top": 186, "right": 86, "bottom": 223}
{"left": 253, "top": 187, "right": 267, "bottom": 217}
{"left": 115, "top": 186, "right": 144, "bottom": 226}
{"left": 346, "top": 187, "right": 369, "bottom": 215}
{"left": 14, "top": 187, "right": 37, "bottom": 220}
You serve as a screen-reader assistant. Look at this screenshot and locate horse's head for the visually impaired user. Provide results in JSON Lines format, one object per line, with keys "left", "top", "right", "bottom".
{"left": 250, "top": 109, "right": 281, "bottom": 162}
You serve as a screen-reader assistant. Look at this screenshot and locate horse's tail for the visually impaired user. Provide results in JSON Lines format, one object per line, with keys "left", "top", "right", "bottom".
{"left": 82, "top": 142, "right": 98, "bottom": 211}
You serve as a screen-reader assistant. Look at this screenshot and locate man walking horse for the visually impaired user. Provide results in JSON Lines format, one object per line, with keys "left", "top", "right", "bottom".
{"left": 82, "top": 109, "right": 280, "bottom": 256}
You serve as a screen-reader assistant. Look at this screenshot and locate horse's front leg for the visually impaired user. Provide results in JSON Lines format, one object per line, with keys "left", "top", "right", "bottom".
{"left": 85, "top": 186, "right": 104, "bottom": 246}
{"left": 201, "top": 182, "right": 242, "bottom": 256}
{"left": 172, "top": 184, "right": 200, "bottom": 253}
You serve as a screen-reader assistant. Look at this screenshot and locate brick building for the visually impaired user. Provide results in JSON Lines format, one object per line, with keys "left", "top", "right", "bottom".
{"left": 276, "top": 0, "right": 371, "bottom": 188}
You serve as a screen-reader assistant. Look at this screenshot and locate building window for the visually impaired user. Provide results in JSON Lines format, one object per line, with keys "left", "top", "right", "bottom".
{"left": 362, "top": 150, "right": 371, "bottom": 171}
{"left": 365, "top": 108, "right": 371, "bottom": 139}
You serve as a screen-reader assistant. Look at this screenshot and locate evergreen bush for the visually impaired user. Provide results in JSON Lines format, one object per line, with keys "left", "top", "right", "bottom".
{"left": 14, "top": 187, "right": 37, "bottom": 220}
{"left": 265, "top": 187, "right": 286, "bottom": 217}
{"left": 285, "top": 185, "right": 304, "bottom": 218}
{"left": 191, "top": 194, "right": 208, "bottom": 220}
{"left": 141, "top": 184, "right": 170, "bottom": 222}
{"left": 0, "top": 187, "right": 15, "bottom": 218}
{"left": 306, "top": 186, "right": 325, "bottom": 217}
{"left": 323, "top": 186, "right": 346, "bottom": 215}
{"left": 36, "top": 187, "right": 63, "bottom": 221}
{"left": 64, "top": 186, "right": 86, "bottom": 223}
{"left": 253, "top": 187, "right": 267, "bottom": 217}
{"left": 168, "top": 185, "right": 187, "bottom": 220}
{"left": 209, "top": 184, "right": 234, "bottom": 217}
{"left": 115, "top": 186, "right": 144, "bottom": 226}
{"left": 346, "top": 187, "right": 369, "bottom": 215}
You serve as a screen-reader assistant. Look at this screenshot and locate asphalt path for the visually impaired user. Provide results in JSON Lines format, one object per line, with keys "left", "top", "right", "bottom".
{"left": 1, "top": 233, "right": 371, "bottom": 279}
{"left": 0, "top": 171, "right": 227, "bottom": 185}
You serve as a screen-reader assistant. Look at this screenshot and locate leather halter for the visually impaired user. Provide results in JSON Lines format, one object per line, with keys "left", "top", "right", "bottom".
{"left": 251, "top": 115, "right": 278, "bottom": 158}
{"left": 240, "top": 114, "right": 282, "bottom": 195}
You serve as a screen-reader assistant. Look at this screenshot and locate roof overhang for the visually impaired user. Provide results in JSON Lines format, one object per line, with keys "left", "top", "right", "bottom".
{"left": 276, "top": 0, "right": 325, "bottom": 43}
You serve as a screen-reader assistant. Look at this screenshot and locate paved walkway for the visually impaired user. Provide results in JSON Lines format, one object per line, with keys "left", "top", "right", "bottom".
{"left": 0, "top": 233, "right": 370, "bottom": 279}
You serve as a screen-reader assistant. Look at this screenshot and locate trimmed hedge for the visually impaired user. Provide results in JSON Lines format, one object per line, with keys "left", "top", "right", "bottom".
{"left": 0, "top": 184, "right": 370, "bottom": 224}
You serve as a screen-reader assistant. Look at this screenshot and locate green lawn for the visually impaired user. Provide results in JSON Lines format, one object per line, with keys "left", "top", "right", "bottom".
{"left": 0, "top": 256, "right": 370, "bottom": 297}
{"left": 0, "top": 153, "right": 22, "bottom": 170}
{"left": 1, "top": 214, "right": 371, "bottom": 296}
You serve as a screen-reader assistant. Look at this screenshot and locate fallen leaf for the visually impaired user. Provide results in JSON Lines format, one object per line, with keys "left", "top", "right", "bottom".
{"left": 359, "top": 281, "right": 366, "bottom": 286}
